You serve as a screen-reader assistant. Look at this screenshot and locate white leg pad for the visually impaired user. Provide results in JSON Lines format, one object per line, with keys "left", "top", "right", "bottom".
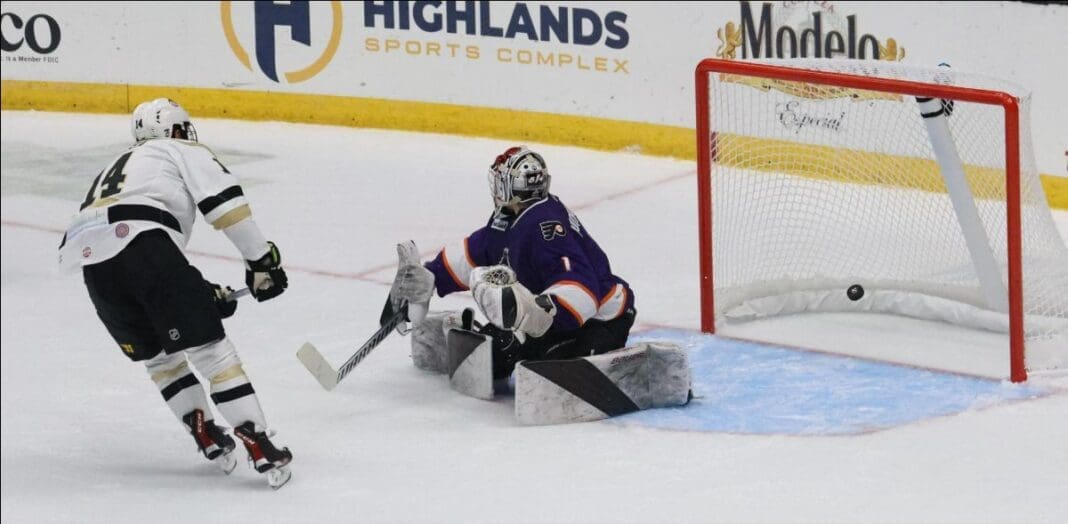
{"left": 446, "top": 328, "right": 495, "bottom": 400}
{"left": 410, "top": 311, "right": 462, "bottom": 374}
{"left": 514, "top": 342, "right": 691, "bottom": 425}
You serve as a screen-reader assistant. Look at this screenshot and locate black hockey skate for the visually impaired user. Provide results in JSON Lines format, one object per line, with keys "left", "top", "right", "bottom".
{"left": 182, "top": 409, "right": 237, "bottom": 474}
{"left": 234, "top": 421, "right": 293, "bottom": 489}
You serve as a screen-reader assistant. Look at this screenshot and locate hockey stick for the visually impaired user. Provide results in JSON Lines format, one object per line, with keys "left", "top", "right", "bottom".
{"left": 227, "top": 287, "right": 251, "bottom": 301}
{"left": 296, "top": 302, "right": 409, "bottom": 391}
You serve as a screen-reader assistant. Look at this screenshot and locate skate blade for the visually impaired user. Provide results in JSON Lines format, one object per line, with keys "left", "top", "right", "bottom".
{"left": 214, "top": 451, "right": 238, "bottom": 475}
{"left": 266, "top": 466, "right": 292, "bottom": 490}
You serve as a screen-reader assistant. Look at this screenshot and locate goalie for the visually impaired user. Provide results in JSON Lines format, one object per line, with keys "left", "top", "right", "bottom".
{"left": 390, "top": 146, "right": 636, "bottom": 382}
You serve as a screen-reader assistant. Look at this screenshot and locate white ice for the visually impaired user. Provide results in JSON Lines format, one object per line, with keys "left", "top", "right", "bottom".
{"left": 2, "top": 111, "right": 1067, "bottom": 523}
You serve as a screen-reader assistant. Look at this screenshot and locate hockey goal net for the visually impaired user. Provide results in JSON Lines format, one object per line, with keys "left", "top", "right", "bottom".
{"left": 695, "top": 58, "right": 1067, "bottom": 382}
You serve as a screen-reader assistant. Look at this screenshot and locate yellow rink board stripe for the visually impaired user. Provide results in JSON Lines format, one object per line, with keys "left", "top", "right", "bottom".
{"left": 0, "top": 80, "right": 694, "bottom": 157}
{"left": 3, "top": 79, "right": 1065, "bottom": 210}
{"left": 714, "top": 133, "right": 1047, "bottom": 202}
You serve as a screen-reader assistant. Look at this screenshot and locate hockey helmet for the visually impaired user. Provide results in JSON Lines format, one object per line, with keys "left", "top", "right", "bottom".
{"left": 131, "top": 98, "right": 197, "bottom": 143}
{"left": 488, "top": 146, "right": 550, "bottom": 208}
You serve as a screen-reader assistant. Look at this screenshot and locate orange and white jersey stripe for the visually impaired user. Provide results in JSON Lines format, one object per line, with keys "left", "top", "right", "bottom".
{"left": 593, "top": 283, "right": 629, "bottom": 321}
{"left": 546, "top": 280, "right": 629, "bottom": 326}
{"left": 439, "top": 237, "right": 476, "bottom": 290}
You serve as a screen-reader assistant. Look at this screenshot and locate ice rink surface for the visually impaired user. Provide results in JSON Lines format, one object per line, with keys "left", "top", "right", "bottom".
{"left": 3, "top": 111, "right": 1067, "bottom": 523}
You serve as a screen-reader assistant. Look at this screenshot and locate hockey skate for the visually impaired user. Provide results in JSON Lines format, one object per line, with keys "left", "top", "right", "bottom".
{"left": 234, "top": 421, "right": 293, "bottom": 490}
{"left": 182, "top": 409, "right": 237, "bottom": 475}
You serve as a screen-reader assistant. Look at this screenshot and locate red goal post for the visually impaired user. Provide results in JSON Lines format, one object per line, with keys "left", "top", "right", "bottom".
{"left": 694, "top": 58, "right": 1029, "bottom": 381}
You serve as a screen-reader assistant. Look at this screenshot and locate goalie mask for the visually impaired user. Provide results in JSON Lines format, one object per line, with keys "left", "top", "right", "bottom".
{"left": 488, "top": 146, "right": 550, "bottom": 208}
{"left": 131, "top": 98, "right": 198, "bottom": 143}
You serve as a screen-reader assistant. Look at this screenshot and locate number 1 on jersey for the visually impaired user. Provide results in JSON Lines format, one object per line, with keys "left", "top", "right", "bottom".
{"left": 80, "top": 151, "right": 132, "bottom": 210}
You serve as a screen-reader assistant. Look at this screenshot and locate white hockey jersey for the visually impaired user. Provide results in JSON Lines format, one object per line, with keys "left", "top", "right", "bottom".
{"left": 59, "top": 138, "right": 250, "bottom": 272}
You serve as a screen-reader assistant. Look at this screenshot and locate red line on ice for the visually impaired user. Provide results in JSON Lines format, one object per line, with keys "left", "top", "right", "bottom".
{"left": 1, "top": 219, "right": 391, "bottom": 285}
{"left": 571, "top": 169, "right": 693, "bottom": 212}
{"left": 3, "top": 171, "right": 690, "bottom": 327}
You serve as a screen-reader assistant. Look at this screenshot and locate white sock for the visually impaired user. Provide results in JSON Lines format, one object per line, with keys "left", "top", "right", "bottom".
{"left": 145, "top": 353, "right": 213, "bottom": 428}
{"left": 210, "top": 374, "right": 268, "bottom": 431}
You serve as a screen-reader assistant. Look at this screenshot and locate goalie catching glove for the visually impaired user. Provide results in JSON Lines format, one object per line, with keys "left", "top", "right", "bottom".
{"left": 389, "top": 240, "right": 435, "bottom": 329}
{"left": 471, "top": 265, "right": 555, "bottom": 339}
{"left": 245, "top": 241, "right": 288, "bottom": 302}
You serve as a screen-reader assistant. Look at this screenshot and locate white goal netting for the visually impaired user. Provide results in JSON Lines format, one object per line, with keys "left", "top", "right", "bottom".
{"left": 702, "top": 59, "right": 1067, "bottom": 373}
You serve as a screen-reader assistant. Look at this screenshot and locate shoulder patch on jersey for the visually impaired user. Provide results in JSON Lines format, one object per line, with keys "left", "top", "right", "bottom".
{"left": 490, "top": 208, "right": 511, "bottom": 231}
{"left": 567, "top": 209, "right": 584, "bottom": 237}
{"left": 540, "top": 220, "right": 566, "bottom": 241}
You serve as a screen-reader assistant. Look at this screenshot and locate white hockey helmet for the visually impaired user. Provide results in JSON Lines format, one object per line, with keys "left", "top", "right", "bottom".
{"left": 488, "top": 146, "right": 550, "bottom": 208}
{"left": 130, "top": 98, "right": 197, "bottom": 143}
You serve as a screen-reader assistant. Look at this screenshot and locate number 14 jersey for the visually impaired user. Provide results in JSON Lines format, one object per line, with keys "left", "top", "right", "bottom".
{"left": 59, "top": 138, "right": 250, "bottom": 272}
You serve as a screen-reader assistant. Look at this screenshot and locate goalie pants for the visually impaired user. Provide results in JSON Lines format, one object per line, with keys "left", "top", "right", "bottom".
{"left": 524, "top": 306, "right": 637, "bottom": 361}
{"left": 486, "top": 306, "right": 638, "bottom": 379}
{"left": 83, "top": 229, "right": 225, "bottom": 361}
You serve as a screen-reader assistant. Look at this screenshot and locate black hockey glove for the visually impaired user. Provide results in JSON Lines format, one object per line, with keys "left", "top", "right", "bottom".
{"left": 206, "top": 281, "right": 238, "bottom": 319}
{"left": 245, "top": 241, "right": 288, "bottom": 302}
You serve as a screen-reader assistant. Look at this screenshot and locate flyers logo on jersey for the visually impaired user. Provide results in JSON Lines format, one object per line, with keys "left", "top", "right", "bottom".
{"left": 540, "top": 221, "right": 566, "bottom": 241}
{"left": 221, "top": 1, "right": 343, "bottom": 84}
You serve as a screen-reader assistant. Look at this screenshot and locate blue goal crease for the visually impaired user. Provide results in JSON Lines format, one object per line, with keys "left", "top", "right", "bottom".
{"left": 607, "top": 329, "right": 1048, "bottom": 435}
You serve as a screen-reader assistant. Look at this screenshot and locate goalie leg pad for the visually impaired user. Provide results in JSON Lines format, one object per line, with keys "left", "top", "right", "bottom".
{"left": 410, "top": 311, "right": 462, "bottom": 374}
{"left": 643, "top": 342, "right": 693, "bottom": 408}
{"left": 514, "top": 342, "right": 691, "bottom": 425}
{"left": 446, "top": 328, "right": 495, "bottom": 400}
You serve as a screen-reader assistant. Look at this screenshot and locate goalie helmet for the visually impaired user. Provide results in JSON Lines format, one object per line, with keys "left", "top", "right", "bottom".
{"left": 131, "top": 98, "right": 197, "bottom": 143}
{"left": 488, "top": 146, "right": 550, "bottom": 208}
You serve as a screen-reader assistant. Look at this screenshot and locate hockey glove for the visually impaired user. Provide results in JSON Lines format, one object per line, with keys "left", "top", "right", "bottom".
{"left": 389, "top": 240, "right": 434, "bottom": 326}
{"left": 245, "top": 241, "right": 288, "bottom": 302}
{"left": 471, "top": 265, "right": 555, "bottom": 339}
{"left": 206, "top": 281, "right": 238, "bottom": 319}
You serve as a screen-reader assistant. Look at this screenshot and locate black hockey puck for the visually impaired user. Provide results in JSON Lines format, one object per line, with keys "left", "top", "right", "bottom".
{"left": 847, "top": 284, "right": 865, "bottom": 301}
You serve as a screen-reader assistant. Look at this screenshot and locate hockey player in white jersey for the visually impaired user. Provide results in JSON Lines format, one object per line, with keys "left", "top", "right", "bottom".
{"left": 58, "top": 98, "right": 292, "bottom": 489}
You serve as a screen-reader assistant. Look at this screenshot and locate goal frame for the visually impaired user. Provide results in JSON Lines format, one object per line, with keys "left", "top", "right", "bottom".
{"left": 693, "top": 58, "right": 1027, "bottom": 382}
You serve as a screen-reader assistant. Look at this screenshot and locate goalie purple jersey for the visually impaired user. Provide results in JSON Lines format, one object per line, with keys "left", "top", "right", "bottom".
{"left": 426, "top": 195, "right": 634, "bottom": 331}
